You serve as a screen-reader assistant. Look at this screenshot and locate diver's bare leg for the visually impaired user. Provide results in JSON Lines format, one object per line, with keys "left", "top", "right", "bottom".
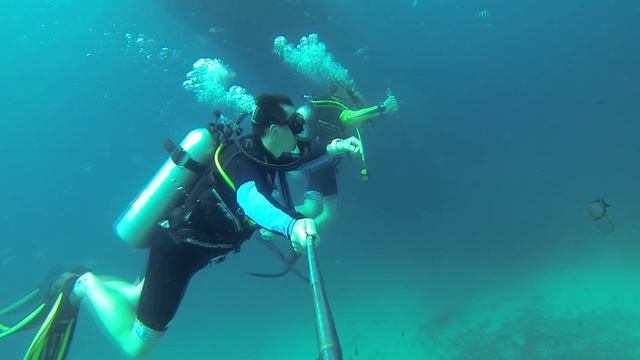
{"left": 73, "top": 273, "right": 160, "bottom": 359}
{"left": 102, "top": 279, "right": 144, "bottom": 307}
{"left": 315, "top": 196, "right": 338, "bottom": 230}
{"left": 295, "top": 196, "right": 324, "bottom": 218}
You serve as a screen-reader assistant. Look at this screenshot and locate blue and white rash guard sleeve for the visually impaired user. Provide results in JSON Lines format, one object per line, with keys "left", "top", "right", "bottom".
{"left": 236, "top": 181, "right": 296, "bottom": 238}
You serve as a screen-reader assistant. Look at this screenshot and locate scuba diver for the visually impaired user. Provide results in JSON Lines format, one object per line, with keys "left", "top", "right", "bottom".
{"left": 295, "top": 81, "right": 399, "bottom": 228}
{"left": 1, "top": 93, "right": 361, "bottom": 359}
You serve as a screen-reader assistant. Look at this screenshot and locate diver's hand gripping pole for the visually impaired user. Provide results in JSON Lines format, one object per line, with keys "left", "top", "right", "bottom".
{"left": 307, "top": 236, "right": 342, "bottom": 360}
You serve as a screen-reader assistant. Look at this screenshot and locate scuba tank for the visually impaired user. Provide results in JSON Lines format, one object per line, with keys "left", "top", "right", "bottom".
{"left": 114, "top": 127, "right": 217, "bottom": 248}
{"left": 114, "top": 107, "right": 309, "bottom": 249}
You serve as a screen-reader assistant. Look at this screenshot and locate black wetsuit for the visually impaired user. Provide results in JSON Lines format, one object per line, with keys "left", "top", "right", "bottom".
{"left": 137, "top": 135, "right": 304, "bottom": 331}
{"left": 303, "top": 98, "right": 350, "bottom": 197}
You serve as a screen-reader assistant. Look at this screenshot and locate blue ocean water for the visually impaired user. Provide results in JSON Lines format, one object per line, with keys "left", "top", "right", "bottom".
{"left": 1, "top": 0, "right": 639, "bottom": 359}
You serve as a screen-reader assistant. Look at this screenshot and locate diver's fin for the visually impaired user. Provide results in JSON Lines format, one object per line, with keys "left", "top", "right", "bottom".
{"left": 0, "top": 302, "right": 47, "bottom": 339}
{"left": 0, "top": 288, "right": 42, "bottom": 317}
{"left": 0, "top": 277, "right": 67, "bottom": 340}
{"left": 23, "top": 268, "right": 88, "bottom": 360}
{"left": 23, "top": 292, "right": 79, "bottom": 360}
{"left": 1, "top": 265, "right": 68, "bottom": 319}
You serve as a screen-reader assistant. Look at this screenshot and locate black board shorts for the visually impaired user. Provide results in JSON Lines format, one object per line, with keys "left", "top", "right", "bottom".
{"left": 306, "top": 163, "right": 339, "bottom": 197}
{"left": 136, "top": 226, "right": 231, "bottom": 331}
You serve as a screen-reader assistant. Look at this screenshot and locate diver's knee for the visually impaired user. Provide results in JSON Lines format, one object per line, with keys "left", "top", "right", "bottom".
{"left": 323, "top": 197, "right": 338, "bottom": 217}
{"left": 125, "top": 319, "right": 165, "bottom": 359}
{"left": 297, "top": 191, "right": 324, "bottom": 218}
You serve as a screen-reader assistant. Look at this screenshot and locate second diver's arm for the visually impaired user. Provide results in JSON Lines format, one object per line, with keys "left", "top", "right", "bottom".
{"left": 339, "top": 95, "right": 399, "bottom": 127}
{"left": 339, "top": 105, "right": 383, "bottom": 127}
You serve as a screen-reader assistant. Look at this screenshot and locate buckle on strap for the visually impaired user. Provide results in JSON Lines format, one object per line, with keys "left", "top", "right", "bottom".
{"left": 163, "top": 138, "right": 207, "bottom": 174}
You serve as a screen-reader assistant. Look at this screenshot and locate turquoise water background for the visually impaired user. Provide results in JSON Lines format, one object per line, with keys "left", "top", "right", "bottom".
{"left": 1, "top": 0, "right": 640, "bottom": 359}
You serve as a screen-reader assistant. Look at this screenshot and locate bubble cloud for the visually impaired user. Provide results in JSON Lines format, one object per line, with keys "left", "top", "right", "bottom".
{"left": 182, "top": 58, "right": 256, "bottom": 114}
{"left": 273, "top": 33, "right": 355, "bottom": 89}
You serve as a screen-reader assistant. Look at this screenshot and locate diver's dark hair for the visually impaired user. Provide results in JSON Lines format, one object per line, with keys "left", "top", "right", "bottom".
{"left": 253, "top": 93, "right": 293, "bottom": 125}
{"left": 252, "top": 93, "right": 294, "bottom": 136}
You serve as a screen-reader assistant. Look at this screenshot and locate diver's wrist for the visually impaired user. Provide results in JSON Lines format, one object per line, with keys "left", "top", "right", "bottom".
{"left": 326, "top": 138, "right": 342, "bottom": 155}
{"left": 376, "top": 103, "right": 386, "bottom": 113}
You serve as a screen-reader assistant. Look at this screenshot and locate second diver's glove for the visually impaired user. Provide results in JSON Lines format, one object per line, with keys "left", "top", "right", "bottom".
{"left": 326, "top": 136, "right": 362, "bottom": 156}
{"left": 290, "top": 218, "right": 320, "bottom": 253}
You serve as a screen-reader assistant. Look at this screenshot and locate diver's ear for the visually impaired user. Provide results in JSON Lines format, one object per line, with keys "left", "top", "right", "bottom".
{"left": 268, "top": 123, "right": 279, "bottom": 135}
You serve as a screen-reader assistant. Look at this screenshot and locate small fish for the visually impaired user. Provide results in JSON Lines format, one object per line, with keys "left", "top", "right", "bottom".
{"left": 585, "top": 198, "right": 609, "bottom": 221}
